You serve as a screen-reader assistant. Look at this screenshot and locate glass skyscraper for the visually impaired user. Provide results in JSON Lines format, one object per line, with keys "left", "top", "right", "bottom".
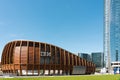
{"left": 105, "top": 0, "right": 120, "bottom": 72}
{"left": 91, "top": 52, "right": 104, "bottom": 69}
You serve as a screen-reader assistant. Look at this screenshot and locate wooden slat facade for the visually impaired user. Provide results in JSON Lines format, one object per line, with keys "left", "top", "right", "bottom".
{"left": 1, "top": 40, "right": 95, "bottom": 76}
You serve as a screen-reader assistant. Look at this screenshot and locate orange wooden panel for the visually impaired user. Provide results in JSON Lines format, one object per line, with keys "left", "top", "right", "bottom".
{"left": 28, "top": 47, "right": 34, "bottom": 64}
{"left": 34, "top": 47, "right": 39, "bottom": 64}
{"left": 14, "top": 47, "right": 20, "bottom": 64}
{"left": 21, "top": 47, "right": 27, "bottom": 64}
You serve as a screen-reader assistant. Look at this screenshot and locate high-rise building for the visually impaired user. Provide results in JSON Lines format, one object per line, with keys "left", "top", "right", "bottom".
{"left": 91, "top": 52, "right": 104, "bottom": 69}
{"left": 104, "top": 0, "right": 120, "bottom": 73}
{"left": 78, "top": 53, "right": 91, "bottom": 61}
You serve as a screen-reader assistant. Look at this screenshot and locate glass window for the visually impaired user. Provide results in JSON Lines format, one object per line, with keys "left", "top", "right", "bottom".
{"left": 40, "top": 57, "right": 44, "bottom": 64}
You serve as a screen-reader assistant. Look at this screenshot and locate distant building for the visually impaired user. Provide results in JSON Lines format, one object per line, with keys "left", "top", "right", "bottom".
{"left": 78, "top": 53, "right": 91, "bottom": 61}
{"left": 91, "top": 52, "right": 104, "bottom": 69}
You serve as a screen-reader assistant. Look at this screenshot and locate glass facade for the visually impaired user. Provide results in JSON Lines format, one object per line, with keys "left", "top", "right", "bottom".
{"left": 91, "top": 52, "right": 104, "bottom": 68}
{"left": 110, "top": 0, "right": 120, "bottom": 62}
{"left": 78, "top": 53, "right": 91, "bottom": 61}
{"left": 105, "top": 0, "right": 120, "bottom": 67}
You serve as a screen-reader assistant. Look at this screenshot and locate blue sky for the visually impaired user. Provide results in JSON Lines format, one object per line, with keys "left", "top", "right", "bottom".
{"left": 0, "top": 0, "right": 103, "bottom": 59}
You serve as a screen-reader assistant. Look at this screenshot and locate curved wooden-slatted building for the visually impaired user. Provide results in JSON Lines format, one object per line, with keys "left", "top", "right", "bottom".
{"left": 1, "top": 40, "right": 95, "bottom": 76}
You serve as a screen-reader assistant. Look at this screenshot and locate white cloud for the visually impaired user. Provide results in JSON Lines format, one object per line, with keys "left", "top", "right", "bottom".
{"left": 9, "top": 34, "right": 24, "bottom": 38}
{"left": 10, "top": 34, "right": 17, "bottom": 37}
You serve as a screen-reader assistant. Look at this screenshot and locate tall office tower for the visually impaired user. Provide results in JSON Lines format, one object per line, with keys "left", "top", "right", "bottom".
{"left": 91, "top": 52, "right": 104, "bottom": 69}
{"left": 104, "top": 0, "right": 120, "bottom": 73}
